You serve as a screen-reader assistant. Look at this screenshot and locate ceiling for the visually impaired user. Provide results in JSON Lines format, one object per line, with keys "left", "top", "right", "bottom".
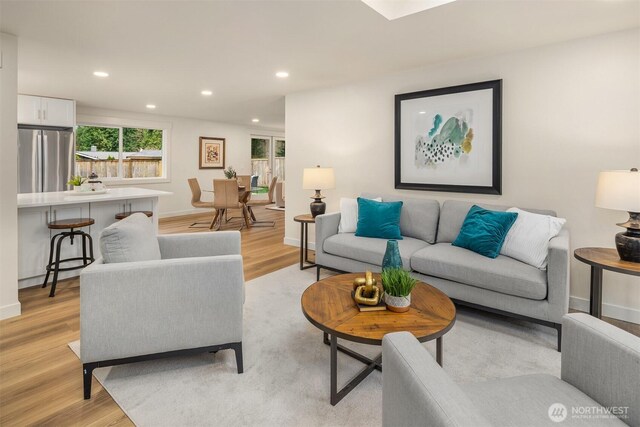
{"left": 1, "top": 0, "right": 638, "bottom": 131}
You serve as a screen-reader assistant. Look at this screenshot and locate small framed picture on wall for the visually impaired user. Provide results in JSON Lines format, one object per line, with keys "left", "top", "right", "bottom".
{"left": 199, "top": 137, "right": 225, "bottom": 169}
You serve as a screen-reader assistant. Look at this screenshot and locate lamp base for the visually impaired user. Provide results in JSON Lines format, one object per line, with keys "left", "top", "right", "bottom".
{"left": 616, "top": 231, "right": 640, "bottom": 263}
{"left": 310, "top": 200, "right": 326, "bottom": 217}
{"left": 310, "top": 190, "right": 326, "bottom": 217}
{"left": 615, "top": 212, "right": 640, "bottom": 263}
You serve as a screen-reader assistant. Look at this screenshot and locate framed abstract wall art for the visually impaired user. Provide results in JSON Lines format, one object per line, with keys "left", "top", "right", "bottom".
{"left": 199, "top": 136, "right": 225, "bottom": 169}
{"left": 394, "top": 79, "right": 502, "bottom": 194}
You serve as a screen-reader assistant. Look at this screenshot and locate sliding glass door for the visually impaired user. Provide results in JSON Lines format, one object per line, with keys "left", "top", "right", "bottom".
{"left": 251, "top": 135, "right": 284, "bottom": 191}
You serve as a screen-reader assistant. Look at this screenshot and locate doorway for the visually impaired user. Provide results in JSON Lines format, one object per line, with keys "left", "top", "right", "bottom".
{"left": 251, "top": 135, "right": 285, "bottom": 193}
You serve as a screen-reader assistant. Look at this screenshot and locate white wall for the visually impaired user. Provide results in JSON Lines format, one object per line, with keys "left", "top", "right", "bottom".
{"left": 77, "top": 107, "right": 284, "bottom": 216}
{"left": 285, "top": 29, "right": 640, "bottom": 323}
{"left": 0, "top": 33, "right": 21, "bottom": 319}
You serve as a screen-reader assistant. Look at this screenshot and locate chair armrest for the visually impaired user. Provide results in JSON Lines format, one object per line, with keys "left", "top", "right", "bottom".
{"left": 546, "top": 227, "right": 570, "bottom": 323}
{"left": 314, "top": 212, "right": 340, "bottom": 258}
{"left": 80, "top": 255, "right": 244, "bottom": 363}
{"left": 157, "top": 231, "right": 241, "bottom": 259}
{"left": 561, "top": 313, "right": 640, "bottom": 426}
{"left": 382, "top": 332, "right": 491, "bottom": 427}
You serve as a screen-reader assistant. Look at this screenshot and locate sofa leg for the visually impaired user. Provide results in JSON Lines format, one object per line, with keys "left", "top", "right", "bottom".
{"left": 316, "top": 265, "right": 321, "bottom": 281}
{"left": 233, "top": 342, "right": 243, "bottom": 374}
{"left": 83, "top": 363, "right": 97, "bottom": 399}
{"left": 556, "top": 324, "right": 562, "bottom": 352}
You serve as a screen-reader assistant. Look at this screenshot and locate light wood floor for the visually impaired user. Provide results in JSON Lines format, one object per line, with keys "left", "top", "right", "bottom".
{"left": 0, "top": 206, "right": 297, "bottom": 426}
{"left": 1, "top": 206, "right": 638, "bottom": 426}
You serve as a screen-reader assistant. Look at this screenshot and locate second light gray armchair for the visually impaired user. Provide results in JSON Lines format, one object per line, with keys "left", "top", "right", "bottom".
{"left": 382, "top": 313, "right": 639, "bottom": 426}
{"left": 80, "top": 219, "right": 245, "bottom": 399}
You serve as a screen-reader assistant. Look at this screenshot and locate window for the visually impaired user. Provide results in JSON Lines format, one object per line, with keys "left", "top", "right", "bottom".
{"left": 251, "top": 137, "right": 271, "bottom": 160}
{"left": 75, "top": 124, "right": 166, "bottom": 181}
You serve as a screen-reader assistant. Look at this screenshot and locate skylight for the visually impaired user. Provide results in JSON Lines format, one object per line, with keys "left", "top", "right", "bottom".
{"left": 361, "top": 0, "right": 456, "bottom": 20}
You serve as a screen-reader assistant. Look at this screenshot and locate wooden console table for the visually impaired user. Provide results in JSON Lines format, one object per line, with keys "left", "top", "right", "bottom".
{"left": 574, "top": 247, "right": 640, "bottom": 318}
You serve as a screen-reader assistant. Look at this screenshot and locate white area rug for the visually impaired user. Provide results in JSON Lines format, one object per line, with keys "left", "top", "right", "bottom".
{"left": 69, "top": 264, "right": 560, "bottom": 426}
{"left": 265, "top": 206, "right": 285, "bottom": 211}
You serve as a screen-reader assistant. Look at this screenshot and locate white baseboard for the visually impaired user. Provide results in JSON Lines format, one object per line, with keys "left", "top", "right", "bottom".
{"left": 569, "top": 296, "right": 639, "bottom": 325}
{"left": 0, "top": 302, "right": 21, "bottom": 320}
{"left": 158, "top": 208, "right": 204, "bottom": 218}
{"left": 284, "top": 237, "right": 316, "bottom": 251}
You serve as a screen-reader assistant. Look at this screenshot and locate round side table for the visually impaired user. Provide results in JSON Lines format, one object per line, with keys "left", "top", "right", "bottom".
{"left": 574, "top": 247, "right": 640, "bottom": 318}
{"left": 293, "top": 214, "right": 315, "bottom": 270}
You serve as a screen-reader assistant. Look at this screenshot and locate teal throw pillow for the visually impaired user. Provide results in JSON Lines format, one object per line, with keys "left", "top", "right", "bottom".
{"left": 452, "top": 205, "right": 518, "bottom": 258}
{"left": 355, "top": 198, "right": 403, "bottom": 240}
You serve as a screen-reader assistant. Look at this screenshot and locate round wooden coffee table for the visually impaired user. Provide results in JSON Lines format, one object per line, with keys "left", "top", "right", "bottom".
{"left": 301, "top": 273, "right": 456, "bottom": 405}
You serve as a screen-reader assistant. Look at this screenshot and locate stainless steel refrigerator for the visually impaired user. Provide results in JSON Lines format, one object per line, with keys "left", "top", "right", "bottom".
{"left": 18, "top": 126, "right": 75, "bottom": 194}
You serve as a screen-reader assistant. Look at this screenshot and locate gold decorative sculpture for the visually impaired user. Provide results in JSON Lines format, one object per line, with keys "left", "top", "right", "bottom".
{"left": 353, "top": 271, "right": 381, "bottom": 306}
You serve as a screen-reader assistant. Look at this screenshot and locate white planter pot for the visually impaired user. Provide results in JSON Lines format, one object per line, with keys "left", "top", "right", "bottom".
{"left": 384, "top": 292, "right": 411, "bottom": 313}
{"left": 74, "top": 183, "right": 91, "bottom": 192}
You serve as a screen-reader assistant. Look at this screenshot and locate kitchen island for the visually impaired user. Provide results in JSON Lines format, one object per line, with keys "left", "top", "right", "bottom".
{"left": 17, "top": 187, "right": 172, "bottom": 288}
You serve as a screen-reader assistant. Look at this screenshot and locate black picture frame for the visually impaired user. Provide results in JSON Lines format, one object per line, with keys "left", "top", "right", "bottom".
{"left": 394, "top": 79, "right": 502, "bottom": 195}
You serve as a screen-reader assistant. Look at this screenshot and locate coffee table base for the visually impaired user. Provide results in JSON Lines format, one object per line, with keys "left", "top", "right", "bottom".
{"left": 323, "top": 332, "right": 443, "bottom": 405}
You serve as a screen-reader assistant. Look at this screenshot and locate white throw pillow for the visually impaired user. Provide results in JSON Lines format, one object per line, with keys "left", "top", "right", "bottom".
{"left": 338, "top": 197, "right": 382, "bottom": 233}
{"left": 500, "top": 207, "right": 566, "bottom": 269}
{"left": 100, "top": 213, "right": 161, "bottom": 263}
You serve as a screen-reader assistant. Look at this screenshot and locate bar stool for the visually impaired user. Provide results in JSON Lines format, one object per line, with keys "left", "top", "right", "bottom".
{"left": 42, "top": 218, "right": 95, "bottom": 297}
{"left": 115, "top": 211, "right": 153, "bottom": 220}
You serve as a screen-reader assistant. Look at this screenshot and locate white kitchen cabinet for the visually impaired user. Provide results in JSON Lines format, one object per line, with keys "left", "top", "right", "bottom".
{"left": 17, "top": 95, "right": 42, "bottom": 126}
{"left": 41, "top": 97, "right": 75, "bottom": 127}
{"left": 17, "top": 206, "right": 51, "bottom": 279}
{"left": 17, "top": 95, "right": 75, "bottom": 127}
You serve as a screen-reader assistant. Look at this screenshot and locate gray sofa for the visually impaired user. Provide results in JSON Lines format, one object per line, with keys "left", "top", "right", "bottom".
{"left": 315, "top": 194, "right": 570, "bottom": 349}
{"left": 80, "top": 230, "right": 245, "bottom": 399}
{"left": 382, "top": 313, "right": 640, "bottom": 426}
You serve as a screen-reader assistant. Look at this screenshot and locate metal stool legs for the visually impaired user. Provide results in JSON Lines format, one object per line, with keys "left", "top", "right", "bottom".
{"left": 42, "top": 229, "right": 95, "bottom": 297}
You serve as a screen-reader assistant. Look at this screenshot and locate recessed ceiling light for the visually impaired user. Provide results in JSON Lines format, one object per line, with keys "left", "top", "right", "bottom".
{"left": 252, "top": 118, "right": 260, "bottom": 123}
{"left": 146, "top": 104, "right": 156, "bottom": 109}
{"left": 419, "top": 111, "right": 426, "bottom": 114}
{"left": 93, "top": 71, "right": 109, "bottom": 77}
{"left": 275, "top": 71, "right": 289, "bottom": 78}
{"left": 201, "top": 90, "right": 213, "bottom": 96}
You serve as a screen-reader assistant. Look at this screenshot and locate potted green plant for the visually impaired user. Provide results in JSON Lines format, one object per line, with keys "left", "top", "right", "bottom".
{"left": 224, "top": 166, "right": 237, "bottom": 179}
{"left": 381, "top": 267, "right": 417, "bottom": 313}
{"left": 67, "top": 176, "right": 87, "bottom": 191}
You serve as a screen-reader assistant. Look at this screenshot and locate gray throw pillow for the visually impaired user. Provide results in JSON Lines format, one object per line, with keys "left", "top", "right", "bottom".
{"left": 100, "top": 213, "right": 161, "bottom": 263}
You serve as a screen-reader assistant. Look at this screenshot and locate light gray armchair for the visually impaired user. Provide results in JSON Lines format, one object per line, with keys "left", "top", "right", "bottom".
{"left": 383, "top": 313, "right": 639, "bottom": 426}
{"left": 80, "top": 231, "right": 244, "bottom": 399}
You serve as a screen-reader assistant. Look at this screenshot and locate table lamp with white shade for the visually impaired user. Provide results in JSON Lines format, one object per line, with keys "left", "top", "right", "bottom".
{"left": 303, "top": 165, "right": 335, "bottom": 217}
{"left": 595, "top": 168, "right": 640, "bottom": 262}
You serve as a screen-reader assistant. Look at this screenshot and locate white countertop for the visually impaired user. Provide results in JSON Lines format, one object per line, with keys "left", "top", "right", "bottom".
{"left": 18, "top": 187, "right": 173, "bottom": 208}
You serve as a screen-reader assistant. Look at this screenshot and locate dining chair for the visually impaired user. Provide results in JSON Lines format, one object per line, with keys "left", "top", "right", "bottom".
{"left": 275, "top": 181, "right": 285, "bottom": 208}
{"left": 246, "top": 177, "right": 278, "bottom": 227}
{"left": 211, "top": 179, "right": 251, "bottom": 230}
{"left": 236, "top": 175, "right": 252, "bottom": 189}
{"left": 188, "top": 178, "right": 215, "bottom": 228}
